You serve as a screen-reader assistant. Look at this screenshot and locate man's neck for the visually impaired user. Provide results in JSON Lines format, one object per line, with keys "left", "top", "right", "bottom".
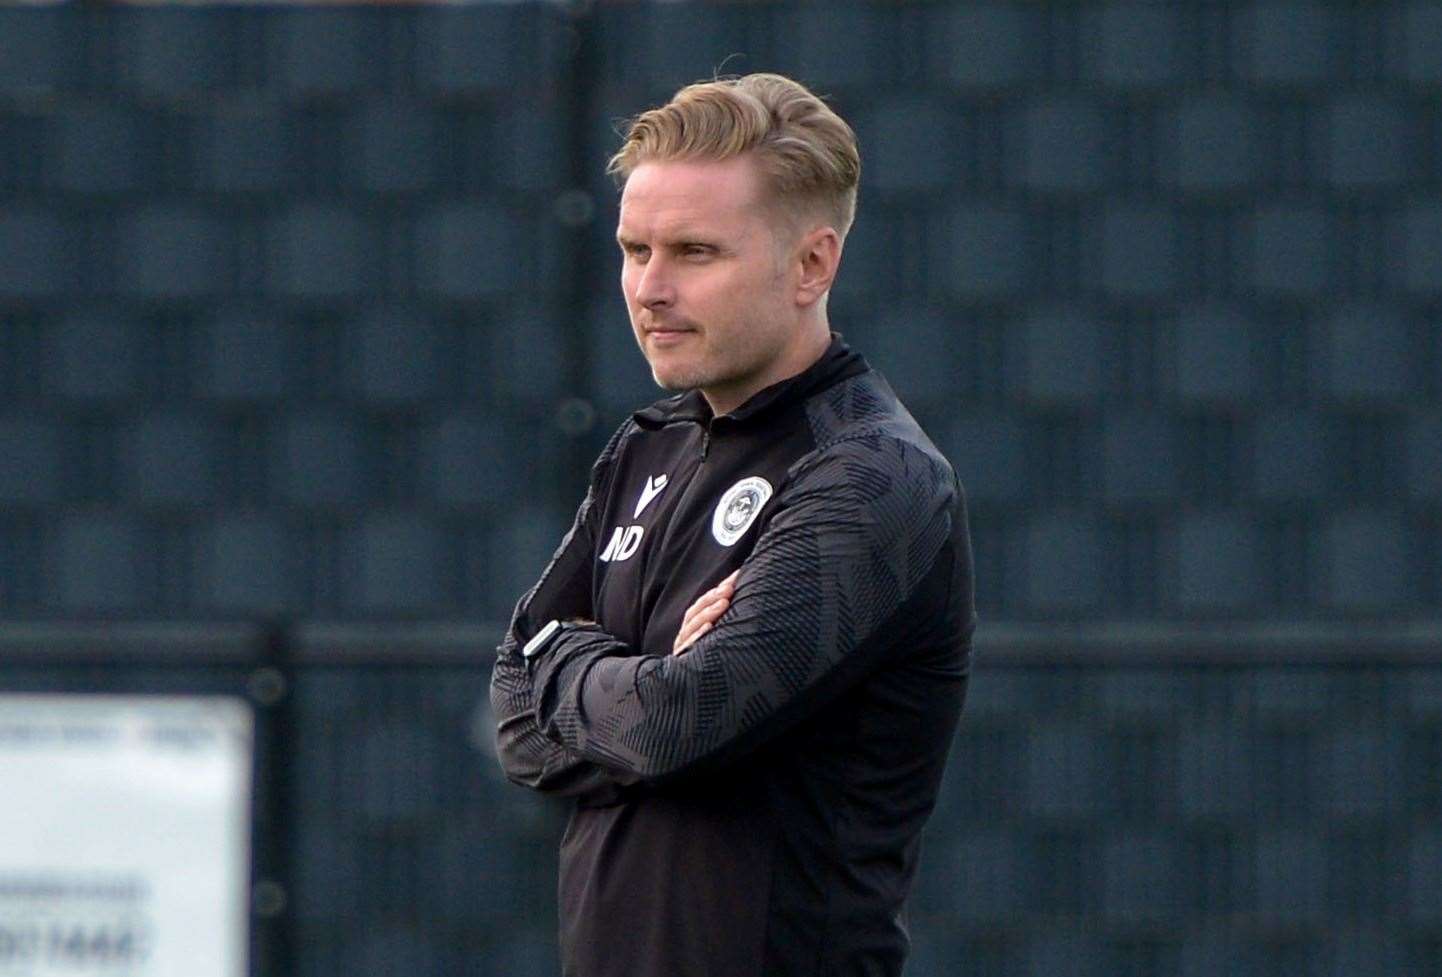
{"left": 701, "top": 322, "right": 831, "bottom": 417}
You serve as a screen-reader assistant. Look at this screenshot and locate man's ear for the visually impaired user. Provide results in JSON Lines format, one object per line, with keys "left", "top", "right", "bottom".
{"left": 794, "top": 226, "right": 842, "bottom": 308}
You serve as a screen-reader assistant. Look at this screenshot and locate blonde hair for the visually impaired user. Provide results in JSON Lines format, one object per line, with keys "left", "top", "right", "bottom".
{"left": 607, "top": 73, "right": 860, "bottom": 239}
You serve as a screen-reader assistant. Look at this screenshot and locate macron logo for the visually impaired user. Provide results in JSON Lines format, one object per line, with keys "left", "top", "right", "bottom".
{"left": 633, "top": 473, "right": 669, "bottom": 519}
{"left": 600, "top": 474, "right": 670, "bottom": 564}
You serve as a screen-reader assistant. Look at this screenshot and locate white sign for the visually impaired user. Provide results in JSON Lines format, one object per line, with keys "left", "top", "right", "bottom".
{"left": 0, "top": 695, "right": 254, "bottom": 977}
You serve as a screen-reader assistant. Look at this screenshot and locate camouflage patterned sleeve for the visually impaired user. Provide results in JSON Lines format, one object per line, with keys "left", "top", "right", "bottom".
{"left": 527, "top": 433, "right": 959, "bottom": 782}
{"left": 489, "top": 423, "right": 635, "bottom": 797}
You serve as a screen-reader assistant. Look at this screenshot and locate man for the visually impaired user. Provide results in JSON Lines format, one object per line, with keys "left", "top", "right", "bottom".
{"left": 490, "top": 73, "right": 975, "bottom": 977}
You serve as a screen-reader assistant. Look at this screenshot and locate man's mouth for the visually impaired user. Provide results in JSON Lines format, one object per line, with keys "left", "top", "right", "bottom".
{"left": 645, "top": 324, "right": 697, "bottom": 343}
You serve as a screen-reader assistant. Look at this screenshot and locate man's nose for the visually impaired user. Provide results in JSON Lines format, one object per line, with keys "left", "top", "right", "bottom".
{"left": 635, "top": 257, "right": 675, "bottom": 309}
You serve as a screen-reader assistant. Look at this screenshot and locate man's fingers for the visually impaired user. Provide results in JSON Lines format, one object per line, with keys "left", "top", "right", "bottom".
{"left": 679, "top": 576, "right": 738, "bottom": 630}
{"left": 683, "top": 590, "right": 732, "bottom": 628}
{"left": 673, "top": 596, "right": 730, "bottom": 654}
{"left": 674, "top": 621, "right": 713, "bottom": 655}
{"left": 673, "top": 571, "right": 742, "bottom": 654}
{"left": 674, "top": 598, "right": 728, "bottom": 652}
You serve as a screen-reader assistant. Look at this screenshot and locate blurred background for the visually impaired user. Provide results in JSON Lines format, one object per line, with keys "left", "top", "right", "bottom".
{"left": 0, "top": 1, "right": 1439, "bottom": 975}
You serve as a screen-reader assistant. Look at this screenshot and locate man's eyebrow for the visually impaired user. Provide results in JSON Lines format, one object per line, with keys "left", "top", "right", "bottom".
{"left": 617, "top": 228, "right": 723, "bottom": 249}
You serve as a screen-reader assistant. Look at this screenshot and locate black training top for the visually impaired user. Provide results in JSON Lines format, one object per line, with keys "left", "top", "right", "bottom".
{"left": 490, "top": 335, "right": 975, "bottom": 977}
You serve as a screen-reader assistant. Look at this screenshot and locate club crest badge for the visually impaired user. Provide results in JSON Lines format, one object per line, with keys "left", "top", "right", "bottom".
{"left": 711, "top": 476, "right": 773, "bottom": 547}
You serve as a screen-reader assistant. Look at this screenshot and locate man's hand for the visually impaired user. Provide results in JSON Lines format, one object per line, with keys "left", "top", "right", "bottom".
{"left": 672, "top": 570, "right": 739, "bottom": 655}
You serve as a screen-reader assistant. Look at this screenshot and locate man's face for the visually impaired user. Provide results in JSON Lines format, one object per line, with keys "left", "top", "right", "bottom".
{"left": 616, "top": 156, "right": 801, "bottom": 412}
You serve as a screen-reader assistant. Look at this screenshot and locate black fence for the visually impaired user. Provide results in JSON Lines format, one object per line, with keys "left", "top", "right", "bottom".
{"left": 4, "top": 622, "right": 1441, "bottom": 977}
{"left": 1, "top": 2, "right": 1438, "bottom": 623}
{"left": 2, "top": 2, "right": 1441, "bottom": 975}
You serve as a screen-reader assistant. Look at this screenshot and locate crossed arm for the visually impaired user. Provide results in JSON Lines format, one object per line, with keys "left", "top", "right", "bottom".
{"left": 489, "top": 435, "right": 955, "bottom": 790}
{"left": 489, "top": 552, "right": 734, "bottom": 796}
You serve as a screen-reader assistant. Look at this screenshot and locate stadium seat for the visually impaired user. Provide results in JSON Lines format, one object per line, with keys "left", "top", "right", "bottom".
{"left": 487, "top": 503, "right": 571, "bottom": 607}
{"left": 850, "top": 305, "right": 962, "bottom": 409}
{"left": 118, "top": 208, "right": 232, "bottom": 299}
{"left": 1406, "top": 410, "right": 1442, "bottom": 500}
{"left": 351, "top": 721, "right": 442, "bottom": 822}
{"left": 586, "top": 300, "right": 658, "bottom": 416}
{"left": 266, "top": 205, "right": 378, "bottom": 301}
{"left": 121, "top": 411, "right": 221, "bottom": 508}
{"left": 1018, "top": 308, "right": 1102, "bottom": 403}
{"left": 272, "top": 412, "right": 366, "bottom": 507}
{"left": 1246, "top": 204, "right": 1333, "bottom": 296}
{"left": 626, "top": 4, "right": 754, "bottom": 94}
{"left": 347, "top": 310, "right": 442, "bottom": 403}
{"left": 344, "top": 99, "right": 439, "bottom": 195}
{"left": 1025, "top": 723, "right": 1107, "bottom": 817}
{"left": 0, "top": 211, "right": 75, "bottom": 299}
{"left": 943, "top": 202, "right": 1033, "bottom": 298}
{"left": 1234, "top": 3, "right": 1341, "bottom": 85}
{"left": 1165, "top": 97, "right": 1263, "bottom": 192}
{"left": 930, "top": 4, "right": 1045, "bottom": 92}
{"left": 913, "top": 833, "right": 1024, "bottom": 924}
{"left": 1080, "top": 3, "right": 1184, "bottom": 88}
{"left": 1252, "top": 828, "right": 1328, "bottom": 921}
{"left": 1399, "top": 197, "right": 1442, "bottom": 295}
{"left": 938, "top": 413, "right": 1027, "bottom": 505}
{"left": 1025, "top": 513, "right": 1106, "bottom": 612}
{"left": 1251, "top": 410, "right": 1328, "bottom": 501}
{"left": 53, "top": 511, "right": 153, "bottom": 611}
{"left": 1171, "top": 511, "right": 1262, "bottom": 611}
{"left": 46, "top": 316, "right": 141, "bottom": 402}
{"left": 200, "top": 312, "right": 290, "bottom": 401}
{"left": 955, "top": 669, "right": 1032, "bottom": 722}
{"left": 0, "top": 8, "right": 75, "bottom": 94}
{"left": 1176, "top": 726, "right": 1254, "bottom": 819}
{"left": 0, "top": 415, "right": 63, "bottom": 506}
{"left": 482, "top": 306, "right": 572, "bottom": 407}
{"left": 115, "top": 9, "right": 237, "bottom": 96}
{"left": 1324, "top": 929, "right": 1412, "bottom": 977}
{"left": 415, "top": 6, "right": 565, "bottom": 97}
{"left": 266, "top": 8, "right": 384, "bottom": 97}
{"left": 195, "top": 514, "right": 297, "bottom": 614}
{"left": 1408, "top": 828, "right": 1442, "bottom": 923}
{"left": 289, "top": 820, "right": 362, "bottom": 920}
{"left": 1023, "top": 930, "right": 1106, "bottom": 977}
{"left": 1319, "top": 304, "right": 1409, "bottom": 402}
{"left": 1320, "top": 728, "right": 1400, "bottom": 819}
{"left": 1319, "top": 508, "right": 1410, "bottom": 609}
{"left": 826, "top": 212, "right": 892, "bottom": 302}
{"left": 421, "top": 411, "right": 532, "bottom": 509}
{"left": 856, "top": 96, "right": 960, "bottom": 194}
{"left": 490, "top": 103, "right": 569, "bottom": 193}
{"left": 414, "top": 202, "right": 515, "bottom": 301}
{"left": 1102, "top": 412, "right": 1177, "bottom": 503}
{"left": 1172, "top": 305, "right": 1257, "bottom": 403}
{"left": 1177, "top": 933, "right": 1259, "bottom": 977}
{"left": 49, "top": 103, "right": 146, "bottom": 195}
{"left": 1101, "top": 833, "right": 1182, "bottom": 921}
{"left": 1019, "top": 98, "right": 1109, "bottom": 194}
{"left": 1324, "top": 96, "right": 1408, "bottom": 188}
{"left": 1399, "top": 3, "right": 1442, "bottom": 83}
{"left": 1096, "top": 203, "right": 1179, "bottom": 297}
{"left": 777, "top": 4, "right": 885, "bottom": 92}
{"left": 340, "top": 513, "right": 446, "bottom": 613}
{"left": 1095, "top": 669, "right": 1194, "bottom": 718}
{"left": 1249, "top": 668, "right": 1332, "bottom": 718}
{"left": 195, "top": 103, "right": 295, "bottom": 194}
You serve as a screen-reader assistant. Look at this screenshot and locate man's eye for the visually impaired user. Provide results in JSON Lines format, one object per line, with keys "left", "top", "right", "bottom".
{"left": 626, "top": 246, "right": 650, "bottom": 262}
{"left": 682, "top": 245, "right": 712, "bottom": 258}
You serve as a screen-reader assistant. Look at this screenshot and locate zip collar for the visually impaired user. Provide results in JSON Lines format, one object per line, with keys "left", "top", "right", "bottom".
{"left": 632, "top": 333, "right": 870, "bottom": 431}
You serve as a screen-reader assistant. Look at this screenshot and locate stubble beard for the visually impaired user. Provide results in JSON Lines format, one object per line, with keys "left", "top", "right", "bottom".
{"left": 646, "top": 323, "right": 774, "bottom": 399}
